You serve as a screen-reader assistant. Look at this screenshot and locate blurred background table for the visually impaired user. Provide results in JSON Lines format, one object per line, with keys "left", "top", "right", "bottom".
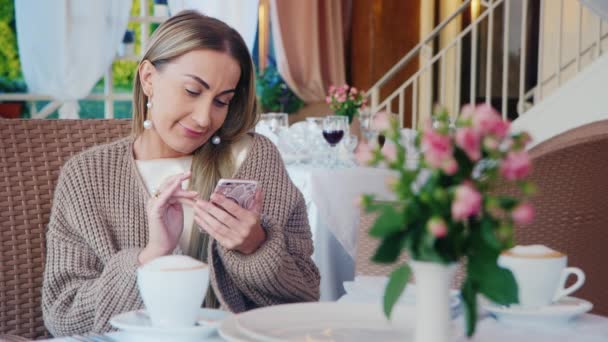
{"left": 286, "top": 165, "right": 395, "bottom": 300}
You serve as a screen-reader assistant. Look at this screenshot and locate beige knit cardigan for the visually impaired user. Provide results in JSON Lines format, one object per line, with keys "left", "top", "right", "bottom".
{"left": 41, "top": 133, "right": 320, "bottom": 336}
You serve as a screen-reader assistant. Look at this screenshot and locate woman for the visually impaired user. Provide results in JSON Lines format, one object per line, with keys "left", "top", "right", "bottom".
{"left": 42, "top": 11, "right": 320, "bottom": 336}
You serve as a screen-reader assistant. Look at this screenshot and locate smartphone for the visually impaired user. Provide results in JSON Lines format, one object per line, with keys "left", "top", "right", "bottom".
{"left": 213, "top": 179, "right": 259, "bottom": 210}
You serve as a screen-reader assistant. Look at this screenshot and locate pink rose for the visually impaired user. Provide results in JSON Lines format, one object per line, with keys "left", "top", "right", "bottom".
{"left": 325, "top": 96, "right": 332, "bottom": 104}
{"left": 350, "top": 87, "right": 358, "bottom": 95}
{"left": 427, "top": 217, "right": 448, "bottom": 238}
{"left": 338, "top": 94, "right": 347, "bottom": 103}
{"left": 355, "top": 141, "right": 374, "bottom": 165}
{"left": 455, "top": 127, "right": 481, "bottom": 161}
{"left": 371, "top": 111, "right": 391, "bottom": 131}
{"left": 473, "top": 104, "right": 509, "bottom": 138}
{"left": 460, "top": 104, "right": 476, "bottom": 122}
{"left": 422, "top": 128, "right": 452, "bottom": 168}
{"left": 512, "top": 202, "right": 534, "bottom": 225}
{"left": 329, "top": 85, "right": 336, "bottom": 94}
{"left": 500, "top": 151, "right": 531, "bottom": 181}
{"left": 381, "top": 141, "right": 398, "bottom": 162}
{"left": 441, "top": 157, "right": 459, "bottom": 175}
{"left": 451, "top": 183, "right": 482, "bottom": 221}
{"left": 483, "top": 136, "right": 499, "bottom": 151}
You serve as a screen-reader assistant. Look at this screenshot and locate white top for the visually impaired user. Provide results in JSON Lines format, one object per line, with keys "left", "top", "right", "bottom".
{"left": 136, "top": 155, "right": 194, "bottom": 252}
{"left": 135, "top": 135, "right": 253, "bottom": 252}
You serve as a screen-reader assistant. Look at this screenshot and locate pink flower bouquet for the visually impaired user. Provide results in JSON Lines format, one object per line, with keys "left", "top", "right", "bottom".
{"left": 326, "top": 84, "right": 367, "bottom": 124}
{"left": 356, "top": 105, "right": 535, "bottom": 336}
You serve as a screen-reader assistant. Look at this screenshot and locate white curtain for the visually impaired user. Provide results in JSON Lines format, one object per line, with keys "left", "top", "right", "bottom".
{"left": 168, "top": 0, "right": 259, "bottom": 52}
{"left": 15, "top": 1, "right": 132, "bottom": 119}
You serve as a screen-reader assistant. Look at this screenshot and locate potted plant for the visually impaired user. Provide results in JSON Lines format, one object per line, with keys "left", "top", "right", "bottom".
{"left": 0, "top": 77, "right": 27, "bottom": 119}
{"left": 326, "top": 84, "right": 367, "bottom": 124}
{"left": 256, "top": 62, "right": 304, "bottom": 114}
{"left": 355, "top": 105, "right": 535, "bottom": 341}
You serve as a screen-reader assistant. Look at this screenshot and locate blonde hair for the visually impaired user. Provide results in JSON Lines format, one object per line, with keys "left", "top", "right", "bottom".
{"left": 132, "top": 11, "right": 258, "bottom": 258}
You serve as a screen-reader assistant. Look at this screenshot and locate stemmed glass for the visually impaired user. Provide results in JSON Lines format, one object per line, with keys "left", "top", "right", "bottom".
{"left": 322, "top": 115, "right": 348, "bottom": 167}
{"left": 360, "top": 109, "right": 386, "bottom": 148}
{"left": 259, "top": 113, "right": 288, "bottom": 134}
{"left": 306, "top": 117, "right": 328, "bottom": 166}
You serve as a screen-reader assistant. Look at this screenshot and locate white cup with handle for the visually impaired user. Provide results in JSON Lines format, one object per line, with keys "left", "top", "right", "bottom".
{"left": 498, "top": 245, "right": 585, "bottom": 308}
{"left": 137, "top": 255, "right": 209, "bottom": 328}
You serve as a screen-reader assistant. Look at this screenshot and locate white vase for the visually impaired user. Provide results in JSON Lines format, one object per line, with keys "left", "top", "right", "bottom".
{"left": 410, "top": 260, "right": 457, "bottom": 342}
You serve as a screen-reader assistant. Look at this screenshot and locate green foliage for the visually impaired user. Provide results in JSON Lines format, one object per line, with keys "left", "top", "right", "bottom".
{"left": 0, "top": 0, "right": 14, "bottom": 22}
{"left": 0, "top": 76, "right": 26, "bottom": 93}
{"left": 255, "top": 63, "right": 304, "bottom": 114}
{"left": 0, "top": 0, "right": 20, "bottom": 80}
{"left": 383, "top": 264, "right": 410, "bottom": 319}
{"left": 113, "top": 60, "right": 138, "bottom": 90}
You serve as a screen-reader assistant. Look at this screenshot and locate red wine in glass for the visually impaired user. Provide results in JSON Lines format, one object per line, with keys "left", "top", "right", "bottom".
{"left": 323, "top": 130, "right": 344, "bottom": 146}
{"left": 378, "top": 134, "right": 386, "bottom": 148}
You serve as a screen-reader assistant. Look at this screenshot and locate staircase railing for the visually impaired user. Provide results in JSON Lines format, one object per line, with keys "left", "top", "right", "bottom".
{"left": 367, "top": 0, "right": 607, "bottom": 128}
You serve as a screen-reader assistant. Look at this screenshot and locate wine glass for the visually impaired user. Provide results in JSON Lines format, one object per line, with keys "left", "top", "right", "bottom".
{"left": 322, "top": 115, "right": 348, "bottom": 167}
{"left": 259, "top": 113, "right": 288, "bottom": 134}
{"left": 342, "top": 134, "right": 359, "bottom": 167}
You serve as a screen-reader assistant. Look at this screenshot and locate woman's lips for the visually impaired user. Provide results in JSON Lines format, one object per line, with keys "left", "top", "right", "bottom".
{"left": 179, "top": 122, "right": 204, "bottom": 138}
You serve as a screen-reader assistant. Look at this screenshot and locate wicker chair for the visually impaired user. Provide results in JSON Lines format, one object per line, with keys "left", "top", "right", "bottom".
{"left": 355, "top": 120, "right": 608, "bottom": 314}
{"left": 0, "top": 119, "right": 131, "bottom": 340}
{"left": 508, "top": 119, "right": 608, "bottom": 315}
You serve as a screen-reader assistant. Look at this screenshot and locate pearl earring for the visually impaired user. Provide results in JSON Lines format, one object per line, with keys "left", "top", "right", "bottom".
{"left": 143, "top": 119, "right": 153, "bottom": 129}
{"left": 146, "top": 100, "right": 152, "bottom": 109}
{"left": 211, "top": 136, "right": 221, "bottom": 145}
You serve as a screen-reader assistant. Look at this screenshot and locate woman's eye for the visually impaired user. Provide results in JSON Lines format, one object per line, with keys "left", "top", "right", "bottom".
{"left": 185, "top": 89, "right": 200, "bottom": 96}
{"left": 214, "top": 99, "right": 229, "bottom": 107}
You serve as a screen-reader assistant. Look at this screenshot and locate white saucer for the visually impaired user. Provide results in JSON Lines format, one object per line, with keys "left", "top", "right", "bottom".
{"left": 342, "top": 279, "right": 461, "bottom": 311}
{"left": 110, "top": 308, "right": 230, "bottom": 342}
{"left": 218, "top": 315, "right": 252, "bottom": 342}
{"left": 484, "top": 297, "right": 593, "bottom": 325}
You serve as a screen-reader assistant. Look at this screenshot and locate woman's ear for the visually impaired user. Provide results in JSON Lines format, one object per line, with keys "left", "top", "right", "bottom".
{"left": 138, "top": 60, "right": 156, "bottom": 97}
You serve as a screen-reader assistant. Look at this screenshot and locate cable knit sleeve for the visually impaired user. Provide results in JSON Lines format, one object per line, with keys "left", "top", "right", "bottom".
{"left": 216, "top": 193, "right": 320, "bottom": 305}
{"left": 42, "top": 157, "right": 144, "bottom": 336}
{"left": 210, "top": 135, "right": 320, "bottom": 309}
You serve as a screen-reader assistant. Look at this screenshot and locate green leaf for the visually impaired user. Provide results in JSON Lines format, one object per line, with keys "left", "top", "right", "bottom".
{"left": 477, "top": 264, "right": 518, "bottom": 305}
{"left": 461, "top": 278, "right": 478, "bottom": 337}
{"left": 480, "top": 217, "right": 502, "bottom": 252}
{"left": 383, "top": 264, "right": 411, "bottom": 318}
{"left": 371, "top": 233, "right": 406, "bottom": 263}
{"left": 368, "top": 205, "right": 404, "bottom": 238}
{"left": 498, "top": 196, "right": 518, "bottom": 210}
{"left": 467, "top": 227, "right": 519, "bottom": 305}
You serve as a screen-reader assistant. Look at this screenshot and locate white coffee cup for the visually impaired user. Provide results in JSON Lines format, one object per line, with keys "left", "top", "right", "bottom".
{"left": 137, "top": 255, "right": 209, "bottom": 328}
{"left": 498, "top": 245, "right": 585, "bottom": 308}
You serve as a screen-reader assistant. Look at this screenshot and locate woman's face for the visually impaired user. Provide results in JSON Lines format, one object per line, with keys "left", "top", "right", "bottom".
{"left": 140, "top": 49, "right": 241, "bottom": 155}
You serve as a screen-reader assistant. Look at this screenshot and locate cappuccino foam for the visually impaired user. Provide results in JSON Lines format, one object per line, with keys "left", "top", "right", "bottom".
{"left": 141, "top": 255, "right": 207, "bottom": 272}
{"left": 503, "top": 245, "right": 564, "bottom": 259}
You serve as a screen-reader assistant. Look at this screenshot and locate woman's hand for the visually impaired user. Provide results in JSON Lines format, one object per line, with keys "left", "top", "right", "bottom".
{"left": 194, "top": 189, "right": 266, "bottom": 255}
{"left": 139, "top": 171, "right": 198, "bottom": 265}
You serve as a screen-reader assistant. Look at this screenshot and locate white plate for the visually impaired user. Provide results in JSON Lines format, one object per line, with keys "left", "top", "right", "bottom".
{"left": 231, "top": 302, "right": 418, "bottom": 342}
{"left": 218, "top": 315, "right": 253, "bottom": 342}
{"left": 110, "top": 308, "right": 229, "bottom": 342}
{"left": 484, "top": 296, "right": 593, "bottom": 325}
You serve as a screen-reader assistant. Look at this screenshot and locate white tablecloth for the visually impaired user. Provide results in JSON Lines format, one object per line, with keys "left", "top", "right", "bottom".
{"left": 339, "top": 276, "right": 608, "bottom": 342}
{"left": 286, "top": 165, "right": 396, "bottom": 301}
